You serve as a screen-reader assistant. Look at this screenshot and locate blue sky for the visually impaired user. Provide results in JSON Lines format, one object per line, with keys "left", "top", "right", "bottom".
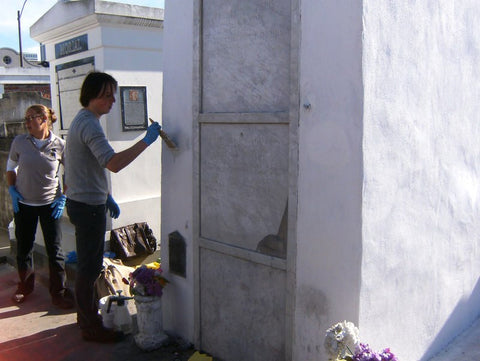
{"left": 1, "top": 0, "right": 164, "bottom": 57}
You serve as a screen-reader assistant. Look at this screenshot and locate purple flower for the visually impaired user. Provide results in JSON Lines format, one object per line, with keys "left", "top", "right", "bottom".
{"left": 129, "top": 265, "right": 168, "bottom": 297}
{"left": 353, "top": 343, "right": 398, "bottom": 361}
{"left": 353, "top": 343, "right": 381, "bottom": 361}
{"left": 379, "top": 348, "right": 398, "bottom": 361}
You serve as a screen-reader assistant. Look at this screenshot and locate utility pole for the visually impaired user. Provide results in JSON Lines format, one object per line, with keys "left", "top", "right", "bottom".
{"left": 17, "top": 0, "right": 28, "bottom": 67}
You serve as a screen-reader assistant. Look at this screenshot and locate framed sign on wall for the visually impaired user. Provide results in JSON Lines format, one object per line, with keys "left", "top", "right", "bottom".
{"left": 56, "top": 56, "right": 95, "bottom": 133}
{"left": 120, "top": 86, "right": 148, "bottom": 131}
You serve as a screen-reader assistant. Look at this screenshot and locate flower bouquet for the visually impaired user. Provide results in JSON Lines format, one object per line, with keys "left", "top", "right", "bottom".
{"left": 324, "top": 321, "right": 398, "bottom": 361}
{"left": 324, "top": 321, "right": 360, "bottom": 360}
{"left": 129, "top": 261, "right": 168, "bottom": 298}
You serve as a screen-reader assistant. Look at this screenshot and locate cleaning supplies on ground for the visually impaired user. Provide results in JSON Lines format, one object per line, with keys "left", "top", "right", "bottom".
{"left": 99, "top": 290, "right": 133, "bottom": 334}
{"left": 95, "top": 258, "right": 134, "bottom": 301}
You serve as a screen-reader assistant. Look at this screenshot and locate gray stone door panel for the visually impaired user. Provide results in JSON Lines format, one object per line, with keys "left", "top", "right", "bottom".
{"left": 201, "top": 0, "right": 290, "bottom": 113}
{"left": 200, "top": 248, "right": 286, "bottom": 361}
{"left": 196, "top": 0, "right": 293, "bottom": 359}
{"left": 200, "top": 122, "right": 289, "bottom": 252}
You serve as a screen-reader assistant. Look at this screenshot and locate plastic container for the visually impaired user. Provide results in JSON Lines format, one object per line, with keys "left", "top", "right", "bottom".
{"left": 99, "top": 292, "right": 133, "bottom": 334}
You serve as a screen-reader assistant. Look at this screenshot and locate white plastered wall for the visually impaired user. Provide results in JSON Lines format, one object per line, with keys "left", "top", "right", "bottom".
{"left": 294, "top": 1, "right": 364, "bottom": 361}
{"left": 160, "top": 0, "right": 196, "bottom": 342}
{"left": 360, "top": 2, "right": 480, "bottom": 360}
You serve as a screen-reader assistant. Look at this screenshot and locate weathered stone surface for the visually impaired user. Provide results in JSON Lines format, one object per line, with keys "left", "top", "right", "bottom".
{"left": 200, "top": 248, "right": 286, "bottom": 361}
{"left": 200, "top": 122, "right": 289, "bottom": 253}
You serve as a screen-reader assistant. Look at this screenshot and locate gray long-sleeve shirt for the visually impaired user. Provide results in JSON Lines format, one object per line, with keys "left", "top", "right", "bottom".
{"left": 65, "top": 108, "right": 115, "bottom": 205}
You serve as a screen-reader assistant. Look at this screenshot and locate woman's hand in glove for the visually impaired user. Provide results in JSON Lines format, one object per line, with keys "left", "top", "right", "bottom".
{"left": 8, "top": 185, "right": 23, "bottom": 214}
{"left": 51, "top": 194, "right": 67, "bottom": 219}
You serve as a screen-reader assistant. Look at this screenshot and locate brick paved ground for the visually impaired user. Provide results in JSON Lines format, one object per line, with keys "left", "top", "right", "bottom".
{"left": 0, "top": 260, "right": 198, "bottom": 361}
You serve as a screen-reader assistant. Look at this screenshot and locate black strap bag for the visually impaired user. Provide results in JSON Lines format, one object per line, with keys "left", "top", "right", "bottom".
{"left": 110, "top": 222, "right": 157, "bottom": 260}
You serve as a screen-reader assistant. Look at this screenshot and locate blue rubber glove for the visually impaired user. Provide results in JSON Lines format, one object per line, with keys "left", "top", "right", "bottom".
{"left": 50, "top": 194, "right": 66, "bottom": 219}
{"left": 106, "top": 194, "right": 120, "bottom": 219}
{"left": 66, "top": 250, "right": 77, "bottom": 264}
{"left": 8, "top": 185, "right": 23, "bottom": 214}
{"left": 142, "top": 122, "right": 161, "bottom": 146}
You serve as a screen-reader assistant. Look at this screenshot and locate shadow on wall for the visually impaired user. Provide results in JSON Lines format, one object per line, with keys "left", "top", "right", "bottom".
{"left": 256, "top": 200, "right": 288, "bottom": 258}
{"left": 421, "top": 277, "right": 480, "bottom": 360}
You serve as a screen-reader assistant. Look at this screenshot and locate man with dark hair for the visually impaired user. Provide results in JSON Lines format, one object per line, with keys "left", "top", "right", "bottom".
{"left": 65, "top": 71, "right": 161, "bottom": 342}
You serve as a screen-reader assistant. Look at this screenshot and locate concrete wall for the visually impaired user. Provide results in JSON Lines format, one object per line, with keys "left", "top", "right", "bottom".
{"left": 161, "top": 0, "right": 195, "bottom": 342}
{"left": 31, "top": 0, "right": 164, "bottom": 254}
{"left": 162, "top": 1, "right": 480, "bottom": 360}
{"left": 295, "top": 1, "right": 364, "bottom": 360}
{"left": 360, "top": 2, "right": 480, "bottom": 360}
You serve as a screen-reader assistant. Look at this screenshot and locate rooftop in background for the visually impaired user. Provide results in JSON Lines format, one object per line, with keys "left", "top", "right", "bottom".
{"left": 0, "top": 47, "right": 48, "bottom": 69}
{"left": 0, "top": 47, "right": 50, "bottom": 106}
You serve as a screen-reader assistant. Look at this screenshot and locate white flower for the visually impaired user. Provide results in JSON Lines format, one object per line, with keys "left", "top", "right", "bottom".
{"left": 324, "top": 320, "right": 359, "bottom": 360}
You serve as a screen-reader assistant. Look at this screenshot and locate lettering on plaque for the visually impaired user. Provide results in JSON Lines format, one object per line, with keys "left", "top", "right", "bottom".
{"left": 55, "top": 34, "right": 88, "bottom": 59}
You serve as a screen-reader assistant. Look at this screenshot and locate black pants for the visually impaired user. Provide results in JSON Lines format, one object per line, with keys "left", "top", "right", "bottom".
{"left": 14, "top": 202, "right": 67, "bottom": 298}
{"left": 66, "top": 199, "right": 106, "bottom": 329}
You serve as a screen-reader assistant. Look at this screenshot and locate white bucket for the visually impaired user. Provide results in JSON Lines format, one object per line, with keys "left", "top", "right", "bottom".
{"left": 99, "top": 295, "right": 116, "bottom": 329}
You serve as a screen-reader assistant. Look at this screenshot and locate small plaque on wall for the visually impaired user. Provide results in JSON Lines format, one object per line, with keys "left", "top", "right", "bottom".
{"left": 168, "top": 231, "right": 186, "bottom": 278}
{"left": 120, "top": 86, "right": 148, "bottom": 131}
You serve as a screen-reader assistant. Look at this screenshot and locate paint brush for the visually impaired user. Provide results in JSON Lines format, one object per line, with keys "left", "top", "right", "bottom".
{"left": 149, "top": 118, "right": 177, "bottom": 149}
